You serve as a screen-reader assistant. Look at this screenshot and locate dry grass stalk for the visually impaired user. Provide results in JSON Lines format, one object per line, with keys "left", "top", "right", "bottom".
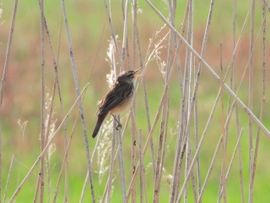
{"left": 131, "top": 1, "right": 138, "bottom": 202}
{"left": 127, "top": 33, "right": 185, "bottom": 196}
{"left": 116, "top": 2, "right": 129, "bottom": 197}
{"left": 37, "top": 0, "right": 46, "bottom": 201}
{"left": 115, "top": 117, "right": 127, "bottom": 203}
{"left": 167, "top": 3, "right": 191, "bottom": 202}
{"left": 126, "top": 97, "right": 166, "bottom": 202}
{"left": 127, "top": 86, "right": 167, "bottom": 199}
{"left": 170, "top": 0, "right": 215, "bottom": 201}
{"left": 153, "top": 0, "right": 176, "bottom": 202}
{"left": 104, "top": 0, "right": 120, "bottom": 55}
{"left": 174, "top": 15, "right": 261, "bottom": 199}
{"left": 99, "top": 115, "right": 131, "bottom": 203}
{"left": 177, "top": 61, "right": 238, "bottom": 202}
{"left": 0, "top": 0, "right": 18, "bottom": 104}
{"left": 60, "top": 0, "right": 96, "bottom": 202}
{"left": 53, "top": 116, "right": 78, "bottom": 203}
{"left": 107, "top": 1, "right": 129, "bottom": 200}
{"left": 145, "top": 0, "right": 270, "bottom": 138}
{"left": 219, "top": 129, "right": 244, "bottom": 199}
{"left": 232, "top": 1, "right": 245, "bottom": 202}
{"left": 80, "top": 119, "right": 113, "bottom": 203}
{"left": 184, "top": 1, "right": 194, "bottom": 201}
{"left": 127, "top": 30, "right": 184, "bottom": 190}
{"left": 130, "top": 109, "right": 137, "bottom": 203}
{"left": 0, "top": 1, "right": 18, "bottom": 199}
{"left": 217, "top": 43, "right": 228, "bottom": 203}
{"left": 250, "top": 1, "right": 268, "bottom": 202}
{"left": 138, "top": 129, "right": 147, "bottom": 203}
{"left": 192, "top": 48, "right": 201, "bottom": 201}
{"left": 175, "top": 19, "right": 264, "bottom": 201}
{"left": 248, "top": 0, "right": 255, "bottom": 202}
{"left": 127, "top": 17, "right": 186, "bottom": 202}
{"left": 36, "top": 1, "right": 69, "bottom": 199}
{"left": 2, "top": 155, "right": 15, "bottom": 202}
{"left": 195, "top": 104, "right": 235, "bottom": 202}
{"left": 120, "top": 0, "right": 129, "bottom": 70}
{"left": 8, "top": 84, "right": 89, "bottom": 203}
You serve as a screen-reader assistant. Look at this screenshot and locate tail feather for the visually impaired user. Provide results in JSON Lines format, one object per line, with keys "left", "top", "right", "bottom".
{"left": 92, "top": 112, "right": 107, "bottom": 138}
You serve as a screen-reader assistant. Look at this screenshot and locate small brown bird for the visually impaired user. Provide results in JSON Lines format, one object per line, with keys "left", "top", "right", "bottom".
{"left": 92, "top": 69, "right": 141, "bottom": 138}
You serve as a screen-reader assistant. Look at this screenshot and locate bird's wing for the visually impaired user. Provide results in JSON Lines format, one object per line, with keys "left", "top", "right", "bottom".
{"left": 99, "top": 83, "right": 132, "bottom": 114}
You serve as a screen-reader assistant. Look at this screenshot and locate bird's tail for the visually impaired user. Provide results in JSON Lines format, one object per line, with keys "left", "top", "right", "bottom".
{"left": 92, "top": 112, "right": 107, "bottom": 138}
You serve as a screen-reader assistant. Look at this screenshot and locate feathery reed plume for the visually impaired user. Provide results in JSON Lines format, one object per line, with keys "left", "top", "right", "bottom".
{"left": 44, "top": 92, "right": 57, "bottom": 162}
{"left": 96, "top": 119, "right": 113, "bottom": 183}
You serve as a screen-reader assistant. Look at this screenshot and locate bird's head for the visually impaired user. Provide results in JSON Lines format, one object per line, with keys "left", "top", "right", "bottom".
{"left": 117, "top": 68, "right": 142, "bottom": 84}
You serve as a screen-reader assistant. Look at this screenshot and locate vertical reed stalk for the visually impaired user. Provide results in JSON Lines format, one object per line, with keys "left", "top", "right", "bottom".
{"left": 146, "top": 0, "right": 270, "bottom": 138}
{"left": 248, "top": 0, "right": 255, "bottom": 202}
{"left": 115, "top": 118, "right": 127, "bottom": 203}
{"left": 60, "top": 0, "right": 95, "bottom": 202}
{"left": 38, "top": 0, "right": 46, "bottom": 201}
{"left": 217, "top": 43, "right": 228, "bottom": 203}
{"left": 53, "top": 116, "right": 78, "bottom": 203}
{"left": 184, "top": 0, "right": 194, "bottom": 201}
{"left": 2, "top": 155, "right": 15, "bottom": 202}
{"left": 131, "top": 2, "right": 138, "bottom": 202}
{"left": 138, "top": 129, "right": 147, "bottom": 203}
{"left": 8, "top": 85, "right": 89, "bottom": 202}
{"left": 0, "top": 0, "right": 18, "bottom": 199}
{"left": 0, "top": 0, "right": 18, "bottom": 104}
{"left": 232, "top": 1, "right": 245, "bottom": 202}
{"left": 250, "top": 1, "right": 267, "bottom": 202}
{"left": 219, "top": 129, "right": 244, "bottom": 198}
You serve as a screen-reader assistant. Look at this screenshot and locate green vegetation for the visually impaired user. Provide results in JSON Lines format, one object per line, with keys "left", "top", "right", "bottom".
{"left": 1, "top": 0, "right": 269, "bottom": 202}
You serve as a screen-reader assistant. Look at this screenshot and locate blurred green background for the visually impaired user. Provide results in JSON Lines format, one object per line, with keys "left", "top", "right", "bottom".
{"left": 0, "top": 0, "right": 270, "bottom": 202}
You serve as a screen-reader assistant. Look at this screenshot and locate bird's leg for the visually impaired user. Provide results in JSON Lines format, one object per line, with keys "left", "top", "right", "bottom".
{"left": 112, "top": 114, "right": 122, "bottom": 130}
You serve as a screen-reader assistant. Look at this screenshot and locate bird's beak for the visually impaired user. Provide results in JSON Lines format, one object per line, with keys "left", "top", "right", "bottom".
{"left": 134, "top": 67, "right": 142, "bottom": 78}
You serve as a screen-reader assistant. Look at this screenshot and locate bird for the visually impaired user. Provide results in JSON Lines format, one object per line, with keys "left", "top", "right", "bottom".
{"left": 92, "top": 68, "right": 141, "bottom": 138}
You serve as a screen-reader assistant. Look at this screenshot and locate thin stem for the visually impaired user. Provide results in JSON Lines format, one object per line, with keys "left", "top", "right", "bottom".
{"left": 115, "top": 117, "right": 127, "bottom": 203}
{"left": 100, "top": 115, "right": 131, "bottom": 203}
{"left": 8, "top": 84, "right": 89, "bottom": 203}
{"left": 121, "top": 0, "right": 129, "bottom": 69}
{"left": 138, "top": 130, "right": 147, "bottom": 203}
{"left": 217, "top": 43, "right": 228, "bottom": 203}
{"left": 219, "top": 129, "right": 244, "bottom": 199}
{"left": 0, "top": 0, "right": 18, "bottom": 104}
{"left": 169, "top": 2, "right": 190, "bottom": 202}
{"left": 250, "top": 1, "right": 267, "bottom": 202}
{"left": 174, "top": 20, "right": 262, "bottom": 200}
{"left": 2, "top": 155, "right": 15, "bottom": 202}
{"left": 38, "top": 0, "right": 46, "bottom": 201}
{"left": 145, "top": 0, "right": 270, "bottom": 138}
{"left": 60, "top": 0, "right": 95, "bottom": 202}
{"left": 248, "top": 0, "right": 255, "bottom": 202}
{"left": 52, "top": 116, "right": 78, "bottom": 203}
{"left": 104, "top": 0, "right": 119, "bottom": 55}
{"left": 131, "top": 1, "right": 138, "bottom": 202}
{"left": 196, "top": 103, "right": 236, "bottom": 203}
{"left": 232, "top": 0, "right": 245, "bottom": 202}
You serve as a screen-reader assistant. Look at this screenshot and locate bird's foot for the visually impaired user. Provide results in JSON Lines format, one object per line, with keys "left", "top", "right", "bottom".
{"left": 116, "top": 122, "right": 122, "bottom": 130}
{"left": 112, "top": 114, "right": 122, "bottom": 130}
